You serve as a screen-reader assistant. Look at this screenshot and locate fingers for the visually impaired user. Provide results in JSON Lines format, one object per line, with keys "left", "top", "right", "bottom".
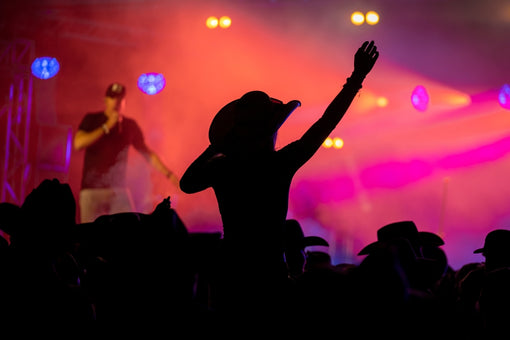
{"left": 366, "top": 40, "right": 374, "bottom": 51}
{"left": 367, "top": 41, "right": 377, "bottom": 54}
{"left": 360, "top": 40, "right": 377, "bottom": 53}
{"left": 364, "top": 41, "right": 379, "bottom": 62}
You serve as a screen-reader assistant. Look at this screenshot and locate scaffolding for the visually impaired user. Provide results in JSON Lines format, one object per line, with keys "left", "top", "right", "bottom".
{"left": 0, "top": 39, "right": 34, "bottom": 205}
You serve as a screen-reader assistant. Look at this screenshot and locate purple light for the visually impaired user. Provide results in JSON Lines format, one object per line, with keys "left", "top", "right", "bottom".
{"left": 437, "top": 136, "right": 510, "bottom": 170}
{"left": 291, "top": 176, "right": 356, "bottom": 215}
{"left": 360, "top": 159, "right": 433, "bottom": 189}
{"left": 137, "top": 73, "right": 166, "bottom": 95}
{"left": 498, "top": 84, "right": 510, "bottom": 110}
{"left": 411, "top": 85, "right": 429, "bottom": 112}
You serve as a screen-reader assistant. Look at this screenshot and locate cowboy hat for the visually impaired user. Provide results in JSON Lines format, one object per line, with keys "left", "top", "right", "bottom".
{"left": 474, "top": 229, "right": 510, "bottom": 256}
{"left": 358, "top": 220, "right": 444, "bottom": 256}
{"left": 284, "top": 219, "right": 329, "bottom": 250}
{"left": 208, "top": 90, "right": 301, "bottom": 145}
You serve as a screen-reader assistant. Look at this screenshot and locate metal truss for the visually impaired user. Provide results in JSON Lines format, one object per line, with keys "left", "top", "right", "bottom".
{"left": 0, "top": 38, "right": 34, "bottom": 205}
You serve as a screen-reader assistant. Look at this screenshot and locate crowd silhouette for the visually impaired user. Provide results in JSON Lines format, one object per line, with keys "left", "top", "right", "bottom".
{"left": 0, "top": 178, "right": 507, "bottom": 337}
{"left": 0, "top": 41, "right": 508, "bottom": 338}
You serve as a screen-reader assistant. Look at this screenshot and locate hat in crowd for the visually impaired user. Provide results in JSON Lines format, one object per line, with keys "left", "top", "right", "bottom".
{"left": 105, "top": 83, "right": 126, "bottom": 99}
{"left": 358, "top": 220, "right": 444, "bottom": 256}
{"left": 284, "top": 219, "right": 329, "bottom": 250}
{"left": 208, "top": 90, "right": 301, "bottom": 145}
{"left": 418, "top": 231, "right": 445, "bottom": 247}
{"left": 474, "top": 229, "right": 510, "bottom": 256}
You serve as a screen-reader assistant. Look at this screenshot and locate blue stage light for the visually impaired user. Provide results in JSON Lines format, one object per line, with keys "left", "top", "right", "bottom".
{"left": 31, "top": 57, "right": 60, "bottom": 79}
{"left": 498, "top": 84, "right": 510, "bottom": 110}
{"left": 411, "top": 85, "right": 429, "bottom": 112}
{"left": 137, "top": 73, "right": 166, "bottom": 95}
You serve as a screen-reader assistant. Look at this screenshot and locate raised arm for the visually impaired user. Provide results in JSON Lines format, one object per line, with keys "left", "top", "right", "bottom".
{"left": 296, "top": 41, "right": 379, "bottom": 160}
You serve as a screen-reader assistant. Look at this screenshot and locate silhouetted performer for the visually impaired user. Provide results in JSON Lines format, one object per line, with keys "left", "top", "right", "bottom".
{"left": 74, "top": 83, "right": 179, "bottom": 223}
{"left": 180, "top": 41, "right": 379, "bottom": 317}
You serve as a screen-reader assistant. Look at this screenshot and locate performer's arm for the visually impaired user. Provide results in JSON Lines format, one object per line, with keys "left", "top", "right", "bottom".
{"left": 73, "top": 111, "right": 119, "bottom": 150}
{"left": 148, "top": 151, "right": 180, "bottom": 187}
{"left": 73, "top": 127, "right": 105, "bottom": 151}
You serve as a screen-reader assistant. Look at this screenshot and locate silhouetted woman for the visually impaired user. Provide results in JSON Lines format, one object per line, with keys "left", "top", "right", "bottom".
{"left": 180, "top": 41, "right": 379, "bottom": 318}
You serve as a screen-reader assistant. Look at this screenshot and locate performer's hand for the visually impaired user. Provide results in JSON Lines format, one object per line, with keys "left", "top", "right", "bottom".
{"left": 105, "top": 110, "right": 120, "bottom": 130}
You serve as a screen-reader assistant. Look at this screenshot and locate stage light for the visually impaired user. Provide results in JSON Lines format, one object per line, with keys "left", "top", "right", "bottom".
{"left": 351, "top": 11, "right": 365, "bottom": 26}
{"left": 219, "top": 16, "right": 231, "bottom": 28}
{"left": 365, "top": 11, "right": 379, "bottom": 25}
{"left": 31, "top": 56, "right": 60, "bottom": 79}
{"left": 498, "top": 84, "right": 510, "bottom": 110}
{"left": 376, "top": 96, "right": 388, "bottom": 107}
{"left": 323, "top": 137, "right": 334, "bottom": 148}
{"left": 411, "top": 85, "right": 429, "bottom": 112}
{"left": 137, "top": 73, "right": 166, "bottom": 95}
{"left": 333, "top": 137, "right": 344, "bottom": 149}
{"left": 206, "top": 16, "right": 219, "bottom": 29}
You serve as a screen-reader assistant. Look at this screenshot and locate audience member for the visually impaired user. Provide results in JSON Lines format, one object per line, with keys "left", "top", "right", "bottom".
{"left": 283, "top": 218, "right": 329, "bottom": 280}
{"left": 0, "top": 201, "right": 20, "bottom": 245}
{"left": 179, "top": 40, "right": 379, "bottom": 319}
{"left": 473, "top": 228, "right": 510, "bottom": 271}
{"left": 473, "top": 229, "right": 510, "bottom": 338}
{"left": 1, "top": 178, "right": 93, "bottom": 324}
{"left": 355, "top": 220, "right": 455, "bottom": 337}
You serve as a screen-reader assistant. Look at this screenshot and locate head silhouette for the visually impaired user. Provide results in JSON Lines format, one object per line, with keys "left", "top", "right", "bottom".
{"left": 208, "top": 90, "right": 300, "bottom": 149}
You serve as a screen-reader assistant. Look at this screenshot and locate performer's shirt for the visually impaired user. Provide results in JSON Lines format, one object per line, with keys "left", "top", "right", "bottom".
{"left": 78, "top": 111, "right": 150, "bottom": 189}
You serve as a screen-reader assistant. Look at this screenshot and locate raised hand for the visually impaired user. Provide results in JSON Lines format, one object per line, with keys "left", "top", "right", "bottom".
{"left": 354, "top": 40, "right": 379, "bottom": 77}
{"left": 151, "top": 196, "right": 171, "bottom": 216}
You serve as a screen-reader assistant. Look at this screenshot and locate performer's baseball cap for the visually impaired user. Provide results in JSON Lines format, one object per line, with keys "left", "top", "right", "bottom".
{"left": 105, "top": 83, "right": 126, "bottom": 99}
